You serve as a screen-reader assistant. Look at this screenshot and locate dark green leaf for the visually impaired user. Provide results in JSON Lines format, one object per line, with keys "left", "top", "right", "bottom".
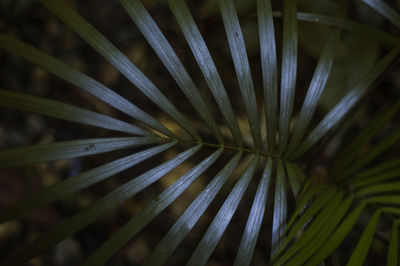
{"left": 219, "top": 0, "right": 262, "bottom": 150}
{"left": 0, "top": 89, "right": 147, "bottom": 135}
{"left": 120, "top": 0, "right": 223, "bottom": 143}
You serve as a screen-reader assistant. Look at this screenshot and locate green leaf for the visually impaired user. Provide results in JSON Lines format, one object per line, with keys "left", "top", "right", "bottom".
{"left": 285, "top": 0, "right": 348, "bottom": 156}
{"left": 275, "top": 187, "right": 337, "bottom": 258}
{"left": 234, "top": 158, "right": 273, "bottom": 266}
{"left": 120, "top": 0, "right": 223, "bottom": 144}
{"left": 362, "top": 0, "right": 400, "bottom": 29}
{"left": 284, "top": 194, "right": 355, "bottom": 266}
{"left": 0, "top": 34, "right": 175, "bottom": 138}
{"left": 339, "top": 129, "right": 400, "bottom": 181}
{"left": 82, "top": 148, "right": 223, "bottom": 266}
{"left": 257, "top": 0, "right": 278, "bottom": 151}
{"left": 278, "top": 0, "right": 297, "bottom": 153}
{"left": 331, "top": 102, "right": 400, "bottom": 177}
{"left": 0, "top": 136, "right": 160, "bottom": 168}
{"left": 387, "top": 221, "right": 398, "bottom": 266}
{"left": 168, "top": 0, "right": 244, "bottom": 147}
{"left": 356, "top": 182, "right": 400, "bottom": 196}
{"left": 39, "top": 0, "right": 200, "bottom": 140}
{"left": 305, "top": 201, "right": 367, "bottom": 265}
{"left": 187, "top": 155, "right": 259, "bottom": 266}
{"left": 284, "top": 162, "right": 306, "bottom": 199}
{"left": 368, "top": 195, "right": 400, "bottom": 205}
{"left": 274, "top": 190, "right": 345, "bottom": 265}
{"left": 290, "top": 47, "right": 400, "bottom": 159}
{"left": 271, "top": 160, "right": 288, "bottom": 256}
{"left": 0, "top": 89, "right": 147, "bottom": 136}
{"left": 0, "top": 144, "right": 199, "bottom": 266}
{"left": 143, "top": 152, "right": 242, "bottom": 266}
{"left": 347, "top": 210, "right": 381, "bottom": 266}
{"left": 219, "top": 0, "right": 262, "bottom": 150}
{"left": 0, "top": 142, "right": 175, "bottom": 224}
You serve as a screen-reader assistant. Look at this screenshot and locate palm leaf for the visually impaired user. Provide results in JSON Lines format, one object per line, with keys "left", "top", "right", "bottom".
{"left": 0, "top": 0, "right": 399, "bottom": 265}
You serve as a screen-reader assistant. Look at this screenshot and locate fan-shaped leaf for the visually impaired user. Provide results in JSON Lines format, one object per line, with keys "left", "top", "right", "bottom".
{"left": 187, "top": 155, "right": 259, "bottom": 266}
{"left": 120, "top": 0, "right": 223, "bottom": 144}
{"left": 0, "top": 144, "right": 199, "bottom": 266}
{"left": 305, "top": 201, "right": 367, "bottom": 265}
{"left": 0, "top": 34, "right": 174, "bottom": 138}
{"left": 82, "top": 148, "right": 223, "bottom": 266}
{"left": 143, "top": 151, "right": 242, "bottom": 266}
{"left": 39, "top": 0, "right": 200, "bottom": 140}
{"left": 168, "top": 0, "right": 243, "bottom": 147}
{"left": 0, "top": 142, "right": 175, "bottom": 224}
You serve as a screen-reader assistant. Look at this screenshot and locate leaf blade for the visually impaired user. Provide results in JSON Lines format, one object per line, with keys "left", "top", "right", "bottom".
{"left": 120, "top": 0, "right": 223, "bottom": 143}
{"left": 0, "top": 89, "right": 147, "bottom": 135}
{"left": 219, "top": 0, "right": 262, "bottom": 150}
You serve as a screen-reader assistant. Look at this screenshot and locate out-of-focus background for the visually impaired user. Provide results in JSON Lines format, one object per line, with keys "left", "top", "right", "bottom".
{"left": 0, "top": 0, "right": 399, "bottom": 265}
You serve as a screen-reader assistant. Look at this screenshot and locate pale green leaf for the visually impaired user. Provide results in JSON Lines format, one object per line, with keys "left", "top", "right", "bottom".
{"left": 357, "top": 182, "right": 400, "bottom": 196}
